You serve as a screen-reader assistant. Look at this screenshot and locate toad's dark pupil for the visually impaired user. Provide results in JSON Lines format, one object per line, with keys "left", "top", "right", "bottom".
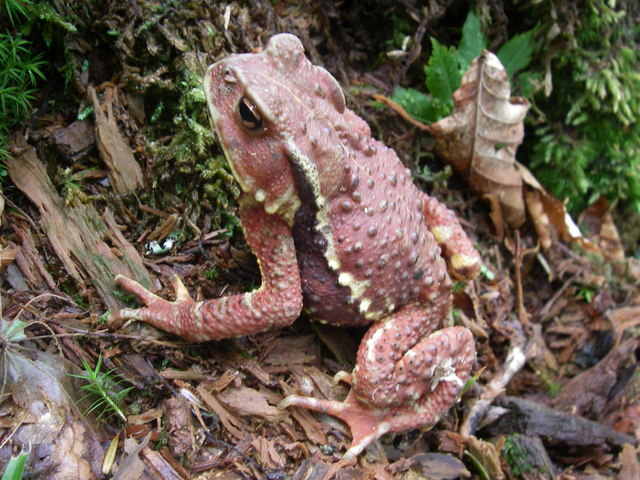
{"left": 238, "top": 97, "right": 262, "bottom": 130}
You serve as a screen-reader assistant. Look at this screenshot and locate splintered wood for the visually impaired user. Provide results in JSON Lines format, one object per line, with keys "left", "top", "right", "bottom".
{"left": 6, "top": 133, "right": 151, "bottom": 310}
{"left": 89, "top": 85, "right": 143, "bottom": 194}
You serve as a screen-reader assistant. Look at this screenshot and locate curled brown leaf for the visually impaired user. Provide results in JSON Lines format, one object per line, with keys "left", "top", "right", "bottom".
{"left": 430, "top": 52, "right": 530, "bottom": 228}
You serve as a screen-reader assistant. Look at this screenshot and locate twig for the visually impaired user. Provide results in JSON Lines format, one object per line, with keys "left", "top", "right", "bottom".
{"left": 372, "top": 93, "right": 432, "bottom": 132}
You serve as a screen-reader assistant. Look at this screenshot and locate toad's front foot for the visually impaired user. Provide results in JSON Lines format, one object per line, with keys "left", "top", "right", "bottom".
{"left": 108, "top": 274, "right": 199, "bottom": 340}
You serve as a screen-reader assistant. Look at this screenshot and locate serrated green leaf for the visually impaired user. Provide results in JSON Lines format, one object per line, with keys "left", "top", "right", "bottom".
{"left": 497, "top": 28, "right": 535, "bottom": 77}
{"left": 425, "top": 38, "right": 461, "bottom": 105}
{"left": 458, "top": 11, "right": 486, "bottom": 71}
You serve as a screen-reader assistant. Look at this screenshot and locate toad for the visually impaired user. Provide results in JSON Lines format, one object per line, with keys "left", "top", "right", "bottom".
{"left": 110, "top": 34, "right": 482, "bottom": 459}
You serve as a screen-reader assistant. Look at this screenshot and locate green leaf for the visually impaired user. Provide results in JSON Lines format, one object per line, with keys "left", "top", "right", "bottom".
{"left": 516, "top": 70, "right": 543, "bottom": 98}
{"left": 1, "top": 449, "right": 30, "bottom": 480}
{"left": 1, "top": 319, "right": 28, "bottom": 342}
{"left": 425, "top": 38, "right": 461, "bottom": 105}
{"left": 390, "top": 87, "right": 451, "bottom": 124}
{"left": 497, "top": 28, "right": 536, "bottom": 78}
{"left": 3, "top": 0, "right": 31, "bottom": 27}
{"left": 458, "top": 11, "right": 486, "bottom": 71}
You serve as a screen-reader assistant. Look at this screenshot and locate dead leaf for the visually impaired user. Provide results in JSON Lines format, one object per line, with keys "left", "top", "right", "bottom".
{"left": 389, "top": 452, "right": 471, "bottom": 478}
{"left": 524, "top": 188, "right": 553, "bottom": 250}
{"left": 467, "top": 436, "right": 505, "bottom": 480}
{"left": 518, "top": 162, "right": 600, "bottom": 254}
{"left": 430, "top": 51, "right": 530, "bottom": 228}
{"left": 217, "top": 386, "right": 284, "bottom": 421}
{"left": 619, "top": 444, "right": 640, "bottom": 480}
{"left": 425, "top": 52, "right": 601, "bottom": 252}
{"left": 112, "top": 434, "right": 150, "bottom": 480}
{"left": 579, "top": 196, "right": 625, "bottom": 261}
{"left": 0, "top": 334, "right": 104, "bottom": 479}
{"left": 0, "top": 247, "right": 18, "bottom": 272}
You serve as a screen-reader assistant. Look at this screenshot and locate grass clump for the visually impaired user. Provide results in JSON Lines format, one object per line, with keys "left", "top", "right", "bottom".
{"left": 0, "top": 32, "right": 45, "bottom": 159}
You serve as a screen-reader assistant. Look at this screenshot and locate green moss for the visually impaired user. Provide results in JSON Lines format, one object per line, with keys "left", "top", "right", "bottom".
{"left": 502, "top": 434, "right": 537, "bottom": 477}
{"left": 148, "top": 68, "right": 239, "bottom": 230}
{"left": 527, "top": 0, "right": 640, "bottom": 215}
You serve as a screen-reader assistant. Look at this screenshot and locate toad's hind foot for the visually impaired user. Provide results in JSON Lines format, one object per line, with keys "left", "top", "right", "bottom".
{"left": 280, "top": 384, "right": 461, "bottom": 459}
{"left": 280, "top": 390, "right": 392, "bottom": 459}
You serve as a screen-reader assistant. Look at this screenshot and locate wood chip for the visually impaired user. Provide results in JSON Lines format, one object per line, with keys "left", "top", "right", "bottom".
{"left": 49, "top": 119, "right": 96, "bottom": 160}
{"left": 217, "top": 386, "right": 283, "bottom": 421}
{"left": 196, "top": 384, "right": 245, "bottom": 439}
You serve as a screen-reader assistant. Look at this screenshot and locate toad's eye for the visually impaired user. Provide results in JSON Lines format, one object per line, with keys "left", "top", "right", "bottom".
{"left": 237, "top": 97, "right": 263, "bottom": 131}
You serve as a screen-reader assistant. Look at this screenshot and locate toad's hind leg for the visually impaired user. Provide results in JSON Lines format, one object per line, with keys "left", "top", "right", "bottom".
{"left": 351, "top": 305, "right": 474, "bottom": 410}
{"left": 281, "top": 303, "right": 475, "bottom": 458}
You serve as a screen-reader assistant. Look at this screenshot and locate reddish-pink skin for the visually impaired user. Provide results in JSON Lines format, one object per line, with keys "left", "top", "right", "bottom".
{"left": 110, "top": 34, "right": 482, "bottom": 458}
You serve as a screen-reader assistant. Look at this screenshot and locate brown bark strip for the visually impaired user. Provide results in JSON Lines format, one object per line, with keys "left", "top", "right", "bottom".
{"left": 89, "top": 85, "right": 143, "bottom": 194}
{"left": 6, "top": 133, "right": 151, "bottom": 310}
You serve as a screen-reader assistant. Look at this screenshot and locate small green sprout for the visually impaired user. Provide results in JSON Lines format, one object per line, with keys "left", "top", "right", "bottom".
{"left": 71, "top": 355, "right": 133, "bottom": 422}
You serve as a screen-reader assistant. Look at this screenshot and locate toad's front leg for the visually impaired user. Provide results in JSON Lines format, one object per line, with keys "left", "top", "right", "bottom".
{"left": 281, "top": 302, "right": 475, "bottom": 459}
{"left": 108, "top": 200, "right": 303, "bottom": 342}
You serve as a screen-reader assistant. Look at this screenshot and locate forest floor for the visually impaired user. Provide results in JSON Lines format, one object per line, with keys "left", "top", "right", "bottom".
{"left": 1, "top": 1, "right": 638, "bottom": 479}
